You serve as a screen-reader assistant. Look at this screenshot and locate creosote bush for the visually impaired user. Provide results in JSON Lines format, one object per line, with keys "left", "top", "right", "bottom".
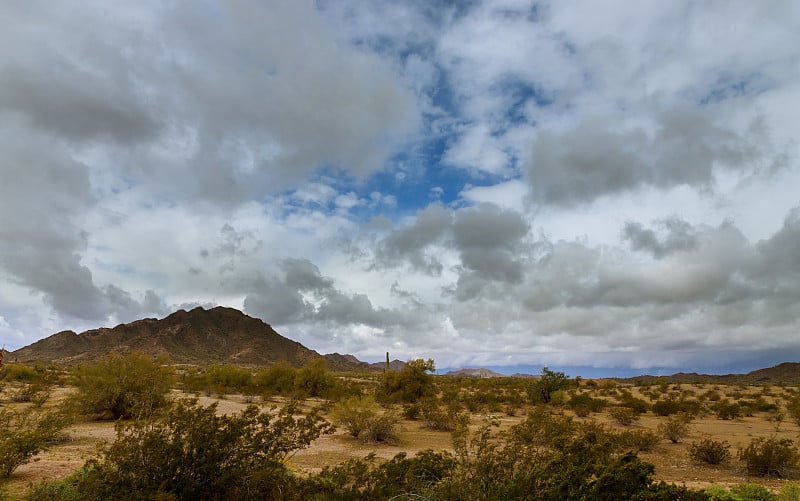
{"left": 0, "top": 407, "right": 70, "bottom": 478}
{"left": 75, "top": 398, "right": 335, "bottom": 500}
{"left": 610, "top": 406, "right": 641, "bottom": 426}
{"left": 658, "top": 415, "right": 692, "bottom": 443}
{"left": 689, "top": 438, "right": 732, "bottom": 465}
{"left": 71, "top": 352, "right": 173, "bottom": 420}
{"left": 333, "top": 395, "right": 379, "bottom": 438}
{"left": 738, "top": 437, "right": 799, "bottom": 478}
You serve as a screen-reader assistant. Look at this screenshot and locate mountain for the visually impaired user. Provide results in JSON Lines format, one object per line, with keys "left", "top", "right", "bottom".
{"left": 10, "top": 306, "right": 365, "bottom": 371}
{"left": 445, "top": 367, "right": 504, "bottom": 378}
{"left": 622, "top": 362, "right": 800, "bottom": 385}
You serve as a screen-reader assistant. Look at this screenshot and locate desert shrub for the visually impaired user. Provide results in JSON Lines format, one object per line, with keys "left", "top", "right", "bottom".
{"left": 71, "top": 352, "right": 173, "bottom": 420}
{"left": 74, "top": 399, "right": 334, "bottom": 500}
{"left": 421, "top": 400, "right": 466, "bottom": 432}
{"left": 333, "top": 395, "right": 379, "bottom": 438}
{"left": 509, "top": 408, "right": 576, "bottom": 447}
{"left": 787, "top": 398, "right": 800, "bottom": 427}
{"left": 381, "top": 358, "right": 436, "bottom": 403}
{"left": 0, "top": 407, "right": 69, "bottom": 478}
{"left": 361, "top": 413, "right": 401, "bottom": 444}
{"left": 402, "top": 402, "right": 421, "bottom": 420}
{"left": 689, "top": 439, "right": 731, "bottom": 465}
{"left": 778, "top": 482, "right": 800, "bottom": 501}
{"left": 25, "top": 466, "right": 94, "bottom": 501}
{"left": 620, "top": 392, "right": 650, "bottom": 414}
{"left": 738, "top": 437, "right": 799, "bottom": 477}
{"left": 704, "top": 483, "right": 776, "bottom": 500}
{"left": 8, "top": 382, "right": 52, "bottom": 406}
{"left": 295, "top": 358, "right": 336, "bottom": 398}
{"left": 611, "top": 406, "right": 641, "bottom": 426}
{"left": 0, "top": 363, "right": 41, "bottom": 382}
{"left": 567, "top": 393, "right": 606, "bottom": 417}
{"left": 714, "top": 400, "right": 742, "bottom": 420}
{"left": 614, "top": 429, "right": 660, "bottom": 452}
{"left": 254, "top": 361, "right": 297, "bottom": 395}
{"left": 658, "top": 415, "right": 692, "bottom": 443}
{"left": 652, "top": 399, "right": 681, "bottom": 416}
{"left": 190, "top": 364, "right": 253, "bottom": 394}
{"left": 527, "top": 367, "right": 570, "bottom": 404}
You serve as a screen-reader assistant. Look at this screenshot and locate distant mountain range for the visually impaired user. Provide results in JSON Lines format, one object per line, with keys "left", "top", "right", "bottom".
{"left": 7, "top": 306, "right": 800, "bottom": 383}
{"left": 8, "top": 306, "right": 395, "bottom": 372}
{"left": 444, "top": 367, "right": 505, "bottom": 378}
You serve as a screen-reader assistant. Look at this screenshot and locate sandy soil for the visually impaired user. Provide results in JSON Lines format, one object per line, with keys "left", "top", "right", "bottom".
{"left": 4, "top": 383, "right": 800, "bottom": 498}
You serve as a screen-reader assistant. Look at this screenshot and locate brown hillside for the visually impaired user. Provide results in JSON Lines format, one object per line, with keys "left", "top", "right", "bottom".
{"left": 9, "top": 306, "right": 365, "bottom": 371}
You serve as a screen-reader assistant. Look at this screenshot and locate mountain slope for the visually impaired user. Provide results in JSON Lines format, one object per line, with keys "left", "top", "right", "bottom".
{"left": 10, "top": 306, "right": 359, "bottom": 370}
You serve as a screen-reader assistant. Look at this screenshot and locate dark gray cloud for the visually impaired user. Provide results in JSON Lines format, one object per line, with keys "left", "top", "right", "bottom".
{"left": 244, "top": 259, "right": 411, "bottom": 329}
{"left": 374, "top": 204, "right": 452, "bottom": 274}
{"left": 527, "top": 107, "right": 780, "bottom": 207}
{"left": 622, "top": 216, "right": 699, "bottom": 258}
{"left": 0, "top": 122, "right": 163, "bottom": 322}
{"left": 451, "top": 203, "right": 530, "bottom": 297}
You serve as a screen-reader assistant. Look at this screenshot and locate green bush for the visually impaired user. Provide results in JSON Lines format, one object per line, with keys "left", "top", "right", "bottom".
{"left": 568, "top": 393, "right": 606, "bottom": 416}
{"left": 610, "top": 406, "right": 641, "bottom": 426}
{"left": 658, "top": 415, "right": 691, "bottom": 443}
{"left": 71, "top": 352, "right": 173, "bottom": 420}
{"left": 738, "top": 437, "right": 798, "bottom": 477}
{"left": 0, "top": 363, "right": 41, "bottom": 382}
{"left": 295, "top": 358, "right": 336, "bottom": 398}
{"left": 0, "top": 407, "right": 69, "bottom": 478}
{"left": 420, "top": 401, "right": 466, "bottom": 432}
{"left": 527, "top": 367, "right": 570, "bottom": 404}
{"left": 254, "top": 361, "right": 297, "bottom": 395}
{"left": 333, "top": 395, "right": 377, "bottom": 437}
{"left": 652, "top": 399, "right": 681, "bottom": 416}
{"left": 689, "top": 439, "right": 731, "bottom": 465}
{"left": 705, "top": 483, "right": 776, "bottom": 500}
{"left": 714, "top": 400, "right": 741, "bottom": 420}
{"left": 361, "top": 413, "right": 401, "bottom": 444}
{"left": 381, "top": 359, "right": 436, "bottom": 403}
{"left": 778, "top": 482, "right": 800, "bottom": 501}
{"left": 614, "top": 429, "right": 660, "bottom": 452}
{"left": 75, "top": 399, "right": 335, "bottom": 499}
{"left": 184, "top": 364, "right": 253, "bottom": 394}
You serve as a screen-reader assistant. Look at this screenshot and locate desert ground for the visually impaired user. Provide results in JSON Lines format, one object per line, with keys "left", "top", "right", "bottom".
{"left": 5, "top": 374, "right": 800, "bottom": 499}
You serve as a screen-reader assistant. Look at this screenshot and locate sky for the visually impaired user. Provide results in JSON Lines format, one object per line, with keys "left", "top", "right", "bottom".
{"left": 1, "top": 1, "right": 800, "bottom": 377}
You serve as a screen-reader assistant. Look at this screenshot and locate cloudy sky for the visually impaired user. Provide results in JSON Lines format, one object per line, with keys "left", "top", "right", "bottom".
{"left": 2, "top": 1, "right": 799, "bottom": 376}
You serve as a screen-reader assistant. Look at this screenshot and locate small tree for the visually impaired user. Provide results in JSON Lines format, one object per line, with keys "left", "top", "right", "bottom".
{"left": 382, "top": 358, "right": 436, "bottom": 403}
{"left": 0, "top": 407, "right": 69, "bottom": 478}
{"left": 71, "top": 352, "right": 173, "bottom": 420}
{"left": 528, "top": 367, "right": 570, "bottom": 404}
{"left": 295, "top": 358, "right": 336, "bottom": 398}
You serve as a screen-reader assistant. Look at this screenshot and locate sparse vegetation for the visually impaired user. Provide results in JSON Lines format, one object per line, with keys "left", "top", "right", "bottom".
{"left": 689, "top": 439, "right": 732, "bottom": 465}
{"left": 70, "top": 352, "right": 174, "bottom": 420}
{"left": 72, "top": 398, "right": 335, "bottom": 499}
{"left": 658, "top": 415, "right": 692, "bottom": 443}
{"left": 0, "top": 407, "right": 69, "bottom": 478}
{"left": 9, "top": 357, "right": 800, "bottom": 498}
{"left": 738, "top": 437, "right": 799, "bottom": 477}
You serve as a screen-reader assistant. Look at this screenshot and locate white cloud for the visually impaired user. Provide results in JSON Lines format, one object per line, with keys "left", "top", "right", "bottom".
{"left": 2, "top": 1, "right": 800, "bottom": 374}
